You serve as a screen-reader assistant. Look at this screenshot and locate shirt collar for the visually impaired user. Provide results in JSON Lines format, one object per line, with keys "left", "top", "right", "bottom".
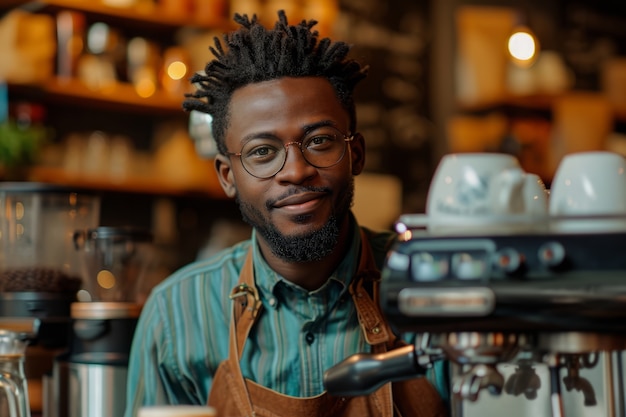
{"left": 251, "top": 214, "right": 361, "bottom": 298}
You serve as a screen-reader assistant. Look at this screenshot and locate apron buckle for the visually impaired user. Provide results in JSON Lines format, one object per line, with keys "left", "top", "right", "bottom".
{"left": 229, "top": 283, "right": 262, "bottom": 317}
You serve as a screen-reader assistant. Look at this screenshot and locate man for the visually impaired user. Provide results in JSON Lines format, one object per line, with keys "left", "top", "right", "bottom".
{"left": 125, "top": 10, "right": 448, "bottom": 417}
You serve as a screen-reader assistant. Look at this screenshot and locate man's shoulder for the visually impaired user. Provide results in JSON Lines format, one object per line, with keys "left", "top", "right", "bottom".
{"left": 360, "top": 226, "right": 396, "bottom": 249}
{"left": 359, "top": 226, "right": 397, "bottom": 270}
{"left": 152, "top": 239, "right": 252, "bottom": 294}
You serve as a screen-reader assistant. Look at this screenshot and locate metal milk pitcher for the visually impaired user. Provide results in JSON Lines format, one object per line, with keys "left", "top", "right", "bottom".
{"left": 0, "top": 330, "right": 30, "bottom": 417}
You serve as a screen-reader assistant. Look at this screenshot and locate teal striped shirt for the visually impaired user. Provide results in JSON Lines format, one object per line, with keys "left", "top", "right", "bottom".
{"left": 124, "top": 216, "right": 448, "bottom": 417}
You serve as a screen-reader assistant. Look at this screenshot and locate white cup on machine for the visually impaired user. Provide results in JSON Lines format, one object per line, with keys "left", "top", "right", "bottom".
{"left": 425, "top": 153, "right": 549, "bottom": 234}
{"left": 524, "top": 173, "right": 550, "bottom": 217}
{"left": 549, "top": 151, "right": 626, "bottom": 232}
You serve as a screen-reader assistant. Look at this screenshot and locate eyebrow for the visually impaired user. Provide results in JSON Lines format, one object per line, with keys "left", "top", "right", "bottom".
{"left": 302, "top": 119, "right": 338, "bottom": 134}
{"left": 240, "top": 120, "right": 340, "bottom": 144}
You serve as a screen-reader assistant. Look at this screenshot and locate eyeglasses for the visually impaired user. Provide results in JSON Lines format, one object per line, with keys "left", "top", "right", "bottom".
{"left": 225, "top": 127, "right": 354, "bottom": 179}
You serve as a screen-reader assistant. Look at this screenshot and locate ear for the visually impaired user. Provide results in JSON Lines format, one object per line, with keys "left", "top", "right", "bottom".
{"left": 350, "top": 132, "right": 366, "bottom": 176}
{"left": 215, "top": 154, "right": 237, "bottom": 198}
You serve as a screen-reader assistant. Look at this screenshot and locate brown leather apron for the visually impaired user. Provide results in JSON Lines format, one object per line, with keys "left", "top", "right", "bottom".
{"left": 208, "top": 231, "right": 448, "bottom": 417}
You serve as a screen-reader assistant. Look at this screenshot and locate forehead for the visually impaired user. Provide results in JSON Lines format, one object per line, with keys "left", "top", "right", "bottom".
{"left": 226, "top": 77, "right": 349, "bottom": 140}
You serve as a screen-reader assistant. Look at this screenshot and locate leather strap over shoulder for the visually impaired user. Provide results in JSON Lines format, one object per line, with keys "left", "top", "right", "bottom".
{"left": 349, "top": 229, "right": 396, "bottom": 347}
{"left": 229, "top": 251, "right": 264, "bottom": 359}
{"left": 349, "top": 275, "right": 391, "bottom": 346}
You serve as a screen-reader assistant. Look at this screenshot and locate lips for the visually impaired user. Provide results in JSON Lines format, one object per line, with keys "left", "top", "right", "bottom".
{"left": 272, "top": 191, "right": 327, "bottom": 209}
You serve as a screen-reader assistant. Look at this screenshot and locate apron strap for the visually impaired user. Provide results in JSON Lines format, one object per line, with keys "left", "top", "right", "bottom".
{"left": 224, "top": 228, "right": 398, "bottom": 416}
{"left": 224, "top": 250, "right": 262, "bottom": 416}
{"left": 346, "top": 234, "right": 395, "bottom": 417}
{"left": 348, "top": 230, "right": 394, "bottom": 347}
{"left": 228, "top": 250, "right": 263, "bottom": 360}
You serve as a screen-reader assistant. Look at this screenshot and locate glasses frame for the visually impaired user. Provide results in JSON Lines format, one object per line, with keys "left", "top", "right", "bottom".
{"left": 225, "top": 128, "right": 355, "bottom": 179}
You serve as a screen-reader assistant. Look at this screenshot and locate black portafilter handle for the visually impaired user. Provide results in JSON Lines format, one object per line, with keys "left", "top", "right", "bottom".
{"left": 323, "top": 344, "right": 442, "bottom": 397}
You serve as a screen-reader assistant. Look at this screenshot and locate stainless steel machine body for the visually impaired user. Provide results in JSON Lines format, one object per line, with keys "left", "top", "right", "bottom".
{"left": 325, "top": 216, "right": 626, "bottom": 417}
{"left": 60, "top": 302, "right": 140, "bottom": 417}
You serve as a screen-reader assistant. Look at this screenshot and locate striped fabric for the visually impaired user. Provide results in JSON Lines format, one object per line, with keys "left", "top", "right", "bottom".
{"left": 124, "top": 215, "right": 449, "bottom": 417}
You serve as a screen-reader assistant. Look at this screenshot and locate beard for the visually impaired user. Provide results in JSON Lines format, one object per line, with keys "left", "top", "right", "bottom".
{"left": 237, "top": 179, "right": 354, "bottom": 263}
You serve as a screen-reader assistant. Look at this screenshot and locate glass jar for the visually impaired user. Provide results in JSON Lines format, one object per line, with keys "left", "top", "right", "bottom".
{"left": 0, "top": 182, "right": 101, "bottom": 293}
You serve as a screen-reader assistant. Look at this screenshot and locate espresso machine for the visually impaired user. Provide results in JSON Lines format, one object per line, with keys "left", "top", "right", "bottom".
{"left": 50, "top": 226, "right": 154, "bottom": 417}
{"left": 324, "top": 215, "right": 626, "bottom": 417}
{"left": 324, "top": 151, "right": 626, "bottom": 417}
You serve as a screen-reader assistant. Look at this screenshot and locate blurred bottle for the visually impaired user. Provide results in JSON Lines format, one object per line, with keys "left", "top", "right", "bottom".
{"left": 83, "top": 130, "right": 111, "bottom": 176}
{"left": 127, "top": 36, "right": 160, "bottom": 98}
{"left": 78, "top": 22, "right": 124, "bottom": 90}
{"left": 0, "top": 10, "right": 56, "bottom": 83}
{"left": 56, "top": 10, "right": 85, "bottom": 80}
{"left": 109, "top": 134, "right": 133, "bottom": 181}
{"left": 62, "top": 132, "right": 86, "bottom": 174}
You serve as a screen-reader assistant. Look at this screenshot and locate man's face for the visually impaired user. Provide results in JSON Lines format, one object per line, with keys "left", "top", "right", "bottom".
{"left": 214, "top": 77, "right": 365, "bottom": 262}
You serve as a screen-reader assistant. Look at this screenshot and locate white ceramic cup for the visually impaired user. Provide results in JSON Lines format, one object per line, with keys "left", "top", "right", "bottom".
{"left": 138, "top": 406, "right": 217, "bottom": 417}
{"left": 426, "top": 153, "right": 548, "bottom": 234}
{"left": 523, "top": 173, "right": 550, "bottom": 217}
{"left": 549, "top": 151, "right": 626, "bottom": 232}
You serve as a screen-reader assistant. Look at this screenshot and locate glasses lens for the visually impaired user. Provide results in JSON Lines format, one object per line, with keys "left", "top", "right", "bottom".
{"left": 240, "top": 138, "right": 286, "bottom": 178}
{"left": 302, "top": 131, "right": 346, "bottom": 168}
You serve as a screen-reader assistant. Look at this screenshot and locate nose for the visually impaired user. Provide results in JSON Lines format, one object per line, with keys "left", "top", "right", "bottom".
{"left": 275, "top": 141, "right": 316, "bottom": 183}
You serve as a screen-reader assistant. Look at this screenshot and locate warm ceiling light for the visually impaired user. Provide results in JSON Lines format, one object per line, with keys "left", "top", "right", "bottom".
{"left": 167, "top": 61, "right": 187, "bottom": 80}
{"left": 508, "top": 27, "right": 538, "bottom": 66}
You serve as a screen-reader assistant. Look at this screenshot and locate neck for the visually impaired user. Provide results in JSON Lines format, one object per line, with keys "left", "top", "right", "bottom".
{"left": 256, "top": 220, "right": 355, "bottom": 291}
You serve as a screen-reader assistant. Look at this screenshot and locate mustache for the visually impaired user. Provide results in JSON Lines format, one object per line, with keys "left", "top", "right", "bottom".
{"left": 265, "top": 186, "right": 331, "bottom": 210}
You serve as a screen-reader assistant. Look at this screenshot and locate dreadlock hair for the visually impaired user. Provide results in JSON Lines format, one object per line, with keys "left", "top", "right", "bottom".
{"left": 183, "top": 10, "right": 368, "bottom": 155}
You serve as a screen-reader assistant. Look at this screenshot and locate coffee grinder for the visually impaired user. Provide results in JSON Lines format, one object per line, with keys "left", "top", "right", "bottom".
{"left": 50, "top": 226, "right": 154, "bottom": 417}
{"left": 0, "top": 182, "right": 101, "bottom": 415}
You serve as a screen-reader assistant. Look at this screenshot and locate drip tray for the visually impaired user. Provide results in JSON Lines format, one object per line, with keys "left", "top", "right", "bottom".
{"left": 537, "top": 332, "right": 626, "bottom": 353}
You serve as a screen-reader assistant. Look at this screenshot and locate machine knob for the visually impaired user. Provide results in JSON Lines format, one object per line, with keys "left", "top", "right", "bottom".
{"left": 493, "top": 247, "right": 525, "bottom": 276}
{"left": 538, "top": 241, "right": 567, "bottom": 270}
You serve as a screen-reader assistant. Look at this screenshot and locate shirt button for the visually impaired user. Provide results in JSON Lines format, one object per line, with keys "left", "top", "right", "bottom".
{"left": 269, "top": 297, "right": 277, "bottom": 307}
{"left": 305, "top": 332, "right": 315, "bottom": 345}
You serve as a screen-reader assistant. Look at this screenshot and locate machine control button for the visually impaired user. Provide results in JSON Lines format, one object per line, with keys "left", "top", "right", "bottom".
{"left": 411, "top": 252, "right": 448, "bottom": 281}
{"left": 451, "top": 252, "right": 488, "bottom": 280}
{"left": 538, "top": 241, "right": 566, "bottom": 268}
{"left": 387, "top": 251, "right": 410, "bottom": 271}
{"left": 493, "top": 247, "right": 524, "bottom": 275}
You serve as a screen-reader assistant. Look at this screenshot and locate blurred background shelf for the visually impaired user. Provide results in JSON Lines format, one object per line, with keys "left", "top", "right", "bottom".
{"left": 20, "top": 0, "right": 231, "bottom": 30}
{"left": 457, "top": 94, "right": 559, "bottom": 113}
{"left": 457, "top": 93, "right": 626, "bottom": 123}
{"left": 9, "top": 78, "right": 187, "bottom": 115}
{"left": 25, "top": 165, "right": 227, "bottom": 197}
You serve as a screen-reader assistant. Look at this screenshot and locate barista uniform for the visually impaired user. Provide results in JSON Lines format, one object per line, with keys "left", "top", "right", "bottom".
{"left": 208, "top": 230, "right": 448, "bottom": 417}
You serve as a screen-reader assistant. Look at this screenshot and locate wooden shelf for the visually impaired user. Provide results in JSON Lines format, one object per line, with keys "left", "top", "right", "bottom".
{"left": 4, "top": 0, "right": 231, "bottom": 200}
{"left": 1, "top": 0, "right": 31, "bottom": 14}
{"left": 456, "top": 93, "right": 563, "bottom": 114}
{"left": 457, "top": 92, "right": 626, "bottom": 123}
{"left": 23, "top": 0, "right": 231, "bottom": 31}
{"left": 10, "top": 77, "right": 189, "bottom": 116}
{"left": 26, "top": 166, "right": 227, "bottom": 198}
